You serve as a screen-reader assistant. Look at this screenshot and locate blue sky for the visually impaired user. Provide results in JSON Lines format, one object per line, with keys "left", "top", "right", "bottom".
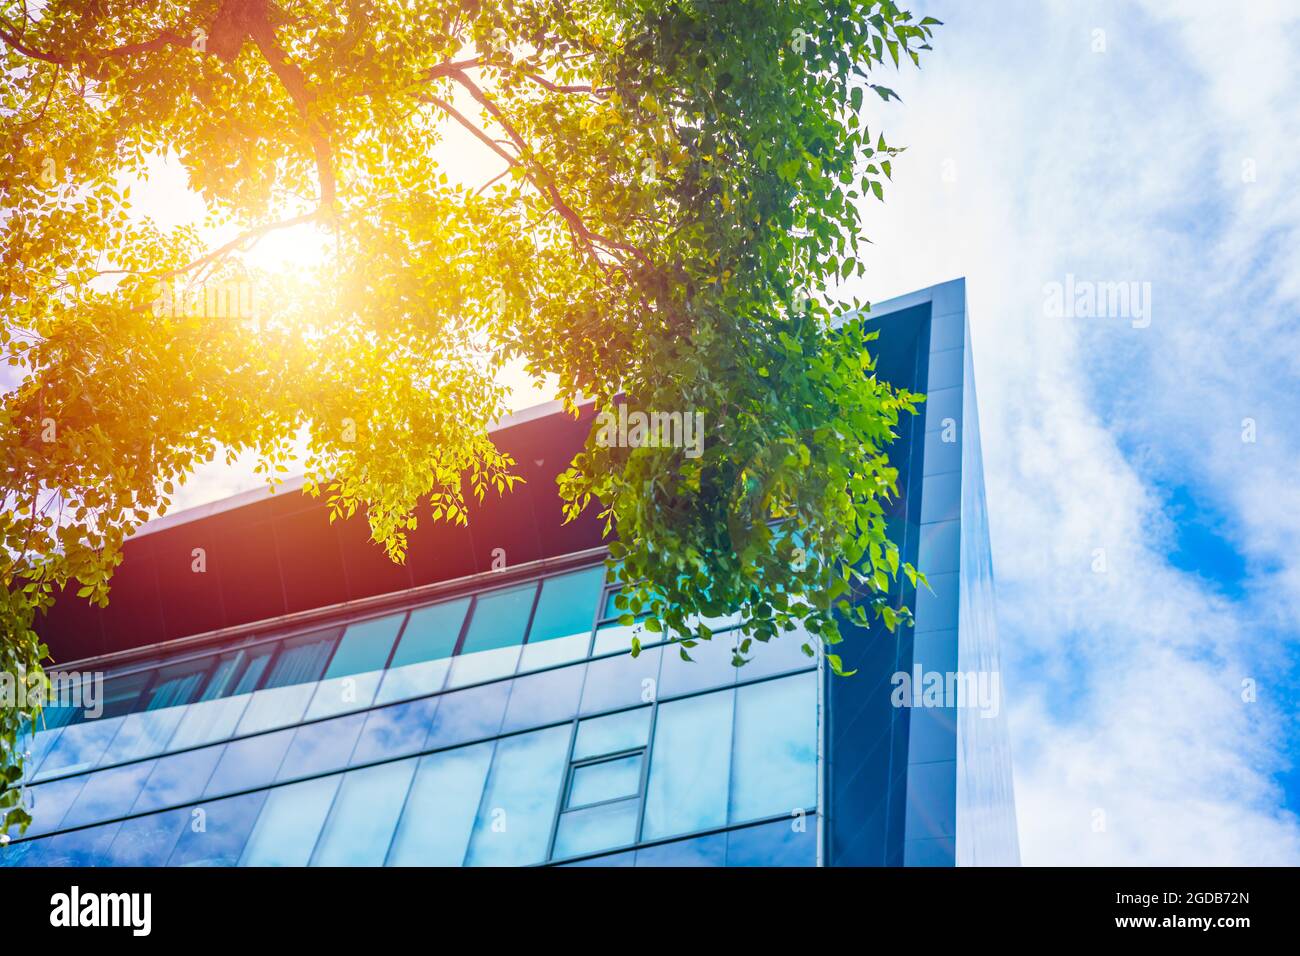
{"left": 846, "top": 0, "right": 1300, "bottom": 863}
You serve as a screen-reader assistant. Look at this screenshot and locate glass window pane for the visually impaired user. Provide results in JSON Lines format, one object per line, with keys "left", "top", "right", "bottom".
{"left": 106, "top": 806, "right": 189, "bottom": 866}
{"left": 553, "top": 799, "right": 639, "bottom": 860}
{"left": 446, "top": 584, "right": 534, "bottom": 688}
{"left": 20, "top": 724, "right": 64, "bottom": 781}
{"left": 558, "top": 849, "right": 635, "bottom": 867}
{"left": 464, "top": 724, "right": 569, "bottom": 866}
{"left": 235, "top": 630, "right": 338, "bottom": 735}
{"left": 579, "top": 646, "right": 662, "bottom": 715}
{"left": 733, "top": 624, "right": 819, "bottom": 679}
{"left": 350, "top": 697, "right": 439, "bottom": 766}
{"left": 642, "top": 687, "right": 734, "bottom": 841}
{"left": 726, "top": 814, "right": 818, "bottom": 866}
{"left": 98, "top": 659, "right": 212, "bottom": 765}
{"left": 203, "top": 729, "right": 294, "bottom": 797}
{"left": 499, "top": 665, "right": 585, "bottom": 735}
{"left": 238, "top": 775, "right": 341, "bottom": 867}
{"left": 729, "top": 672, "right": 817, "bottom": 824}
{"left": 310, "top": 759, "right": 417, "bottom": 866}
{"left": 23, "top": 775, "right": 88, "bottom": 836}
{"left": 573, "top": 707, "right": 652, "bottom": 760}
{"left": 168, "top": 790, "right": 268, "bottom": 867}
{"left": 518, "top": 567, "right": 603, "bottom": 670}
{"left": 568, "top": 754, "right": 642, "bottom": 808}
{"left": 425, "top": 681, "right": 510, "bottom": 750}
{"left": 375, "top": 598, "right": 468, "bottom": 705}
{"left": 386, "top": 742, "right": 494, "bottom": 866}
{"left": 32, "top": 717, "right": 126, "bottom": 779}
{"left": 277, "top": 711, "right": 367, "bottom": 781}
{"left": 166, "top": 647, "right": 271, "bottom": 751}
{"left": 592, "top": 619, "right": 649, "bottom": 656}
{"left": 132, "top": 746, "right": 223, "bottom": 814}
{"left": 634, "top": 832, "right": 726, "bottom": 867}
{"left": 657, "top": 634, "right": 739, "bottom": 698}
{"left": 61, "top": 760, "right": 156, "bottom": 829}
{"left": 304, "top": 614, "right": 403, "bottom": 720}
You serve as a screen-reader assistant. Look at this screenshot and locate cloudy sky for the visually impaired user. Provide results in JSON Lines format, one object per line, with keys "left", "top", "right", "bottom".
{"left": 61, "top": 1, "right": 1300, "bottom": 865}
{"left": 846, "top": 0, "right": 1300, "bottom": 864}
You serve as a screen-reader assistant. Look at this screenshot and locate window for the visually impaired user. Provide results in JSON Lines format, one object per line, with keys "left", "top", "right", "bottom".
{"left": 168, "top": 790, "right": 268, "bottom": 867}
{"left": 350, "top": 696, "right": 439, "bottom": 766}
{"left": 387, "top": 741, "right": 494, "bottom": 866}
{"left": 132, "top": 745, "right": 224, "bottom": 814}
{"left": 33, "top": 671, "right": 152, "bottom": 778}
{"left": 517, "top": 567, "right": 603, "bottom": 670}
{"left": 203, "top": 728, "right": 294, "bottom": 798}
{"left": 238, "top": 775, "right": 340, "bottom": 867}
{"left": 168, "top": 646, "right": 272, "bottom": 750}
{"left": 551, "top": 707, "right": 651, "bottom": 861}
{"left": 304, "top": 613, "right": 403, "bottom": 720}
{"left": 568, "top": 754, "right": 643, "bottom": 808}
{"left": 729, "top": 672, "right": 818, "bottom": 824}
{"left": 373, "top": 598, "right": 468, "bottom": 704}
{"left": 642, "top": 687, "right": 734, "bottom": 841}
{"left": 235, "top": 629, "right": 339, "bottom": 735}
{"left": 311, "top": 759, "right": 417, "bottom": 866}
{"left": 60, "top": 760, "right": 156, "bottom": 829}
{"left": 106, "top": 806, "right": 189, "bottom": 866}
{"left": 446, "top": 584, "right": 535, "bottom": 688}
{"left": 277, "top": 711, "right": 368, "bottom": 781}
{"left": 464, "top": 724, "right": 569, "bottom": 866}
{"left": 99, "top": 658, "right": 213, "bottom": 764}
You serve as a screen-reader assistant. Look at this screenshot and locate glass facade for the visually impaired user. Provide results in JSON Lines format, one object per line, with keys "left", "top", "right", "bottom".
{"left": 6, "top": 278, "right": 1016, "bottom": 869}
{"left": 4, "top": 565, "right": 820, "bottom": 867}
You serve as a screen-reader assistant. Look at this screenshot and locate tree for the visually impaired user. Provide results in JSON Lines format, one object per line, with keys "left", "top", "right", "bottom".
{"left": 0, "top": 0, "right": 937, "bottom": 835}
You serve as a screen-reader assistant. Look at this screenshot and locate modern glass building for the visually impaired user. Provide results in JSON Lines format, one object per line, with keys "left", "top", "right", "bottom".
{"left": 1, "top": 279, "right": 1018, "bottom": 868}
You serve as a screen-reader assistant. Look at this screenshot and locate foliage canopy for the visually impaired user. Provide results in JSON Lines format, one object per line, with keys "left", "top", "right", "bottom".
{"left": 0, "top": 0, "right": 936, "bottom": 834}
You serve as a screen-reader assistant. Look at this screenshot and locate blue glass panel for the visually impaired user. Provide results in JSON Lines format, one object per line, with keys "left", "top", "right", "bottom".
{"left": 1, "top": 834, "right": 55, "bottom": 867}
{"left": 634, "top": 832, "right": 726, "bottom": 867}
{"left": 238, "top": 775, "right": 340, "bottom": 866}
{"left": 33, "top": 716, "right": 127, "bottom": 779}
{"left": 729, "top": 672, "right": 818, "bottom": 824}
{"left": 517, "top": 567, "right": 603, "bottom": 670}
{"left": 573, "top": 707, "right": 651, "bottom": 759}
{"left": 98, "top": 659, "right": 209, "bottom": 764}
{"left": 20, "top": 725, "right": 64, "bottom": 781}
{"left": 168, "top": 790, "right": 268, "bottom": 867}
{"left": 277, "top": 711, "right": 367, "bottom": 781}
{"left": 425, "top": 681, "right": 510, "bottom": 749}
{"left": 726, "top": 815, "right": 818, "bottom": 866}
{"left": 106, "top": 806, "right": 189, "bottom": 865}
{"left": 642, "top": 687, "right": 734, "bottom": 840}
{"left": 61, "top": 760, "right": 157, "bottom": 829}
{"left": 310, "top": 759, "right": 417, "bottom": 866}
{"left": 591, "top": 620, "right": 649, "bottom": 656}
{"left": 735, "top": 625, "right": 820, "bottom": 680}
{"left": 568, "top": 754, "right": 642, "bottom": 808}
{"left": 657, "top": 634, "right": 739, "bottom": 697}
{"left": 579, "top": 646, "right": 662, "bottom": 715}
{"left": 387, "top": 741, "right": 494, "bottom": 866}
{"left": 499, "top": 664, "right": 584, "bottom": 735}
{"left": 446, "top": 584, "right": 534, "bottom": 688}
{"left": 168, "top": 646, "right": 272, "bottom": 750}
{"left": 203, "top": 729, "right": 294, "bottom": 797}
{"left": 374, "top": 598, "right": 468, "bottom": 705}
{"left": 552, "top": 799, "right": 639, "bottom": 860}
{"left": 464, "top": 724, "right": 569, "bottom": 866}
{"left": 23, "top": 775, "right": 87, "bottom": 836}
{"left": 32, "top": 821, "right": 123, "bottom": 867}
{"left": 132, "top": 746, "right": 224, "bottom": 814}
{"left": 235, "top": 629, "right": 338, "bottom": 735}
{"left": 304, "top": 614, "right": 402, "bottom": 720}
{"left": 350, "top": 697, "right": 439, "bottom": 765}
